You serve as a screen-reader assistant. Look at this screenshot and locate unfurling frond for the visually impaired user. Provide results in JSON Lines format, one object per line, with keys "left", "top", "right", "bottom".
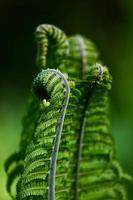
{"left": 5, "top": 24, "right": 131, "bottom": 200}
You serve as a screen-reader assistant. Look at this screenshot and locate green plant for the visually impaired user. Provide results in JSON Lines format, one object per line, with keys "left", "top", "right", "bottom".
{"left": 5, "top": 24, "right": 131, "bottom": 200}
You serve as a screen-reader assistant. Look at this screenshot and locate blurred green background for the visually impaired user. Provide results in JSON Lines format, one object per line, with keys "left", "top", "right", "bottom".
{"left": 0, "top": 0, "right": 133, "bottom": 199}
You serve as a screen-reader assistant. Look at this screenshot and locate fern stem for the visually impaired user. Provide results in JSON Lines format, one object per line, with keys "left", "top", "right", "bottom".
{"left": 76, "top": 35, "right": 88, "bottom": 78}
{"left": 75, "top": 105, "right": 86, "bottom": 200}
{"left": 47, "top": 69, "right": 70, "bottom": 200}
{"left": 75, "top": 77, "right": 99, "bottom": 200}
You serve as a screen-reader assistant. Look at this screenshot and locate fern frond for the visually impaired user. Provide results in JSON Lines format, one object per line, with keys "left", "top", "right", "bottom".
{"left": 17, "top": 69, "right": 70, "bottom": 200}
{"left": 67, "top": 35, "right": 99, "bottom": 78}
{"left": 35, "top": 24, "right": 69, "bottom": 69}
{"left": 76, "top": 64, "right": 129, "bottom": 200}
{"left": 5, "top": 24, "right": 131, "bottom": 200}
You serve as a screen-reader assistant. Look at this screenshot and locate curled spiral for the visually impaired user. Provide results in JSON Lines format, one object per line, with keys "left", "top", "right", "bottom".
{"left": 16, "top": 69, "right": 70, "bottom": 199}
{"left": 76, "top": 64, "right": 129, "bottom": 200}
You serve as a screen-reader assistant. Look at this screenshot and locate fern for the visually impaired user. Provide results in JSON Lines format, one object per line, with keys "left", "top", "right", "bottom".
{"left": 5, "top": 24, "right": 131, "bottom": 200}
{"left": 35, "top": 24, "right": 69, "bottom": 69}
{"left": 67, "top": 35, "right": 99, "bottom": 78}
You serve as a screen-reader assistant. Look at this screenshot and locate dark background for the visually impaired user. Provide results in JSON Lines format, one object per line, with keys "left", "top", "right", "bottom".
{"left": 0, "top": 0, "right": 133, "bottom": 199}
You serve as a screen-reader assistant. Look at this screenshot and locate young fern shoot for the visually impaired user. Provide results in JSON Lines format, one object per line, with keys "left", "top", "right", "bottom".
{"left": 16, "top": 69, "right": 71, "bottom": 199}
{"left": 5, "top": 24, "right": 131, "bottom": 200}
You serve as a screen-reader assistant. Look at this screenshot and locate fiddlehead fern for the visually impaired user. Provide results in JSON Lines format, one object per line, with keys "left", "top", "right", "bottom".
{"left": 35, "top": 24, "right": 69, "bottom": 69}
{"left": 5, "top": 24, "right": 69, "bottom": 198}
{"left": 5, "top": 24, "right": 131, "bottom": 200}
{"left": 16, "top": 69, "right": 71, "bottom": 199}
{"left": 76, "top": 63, "right": 130, "bottom": 200}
